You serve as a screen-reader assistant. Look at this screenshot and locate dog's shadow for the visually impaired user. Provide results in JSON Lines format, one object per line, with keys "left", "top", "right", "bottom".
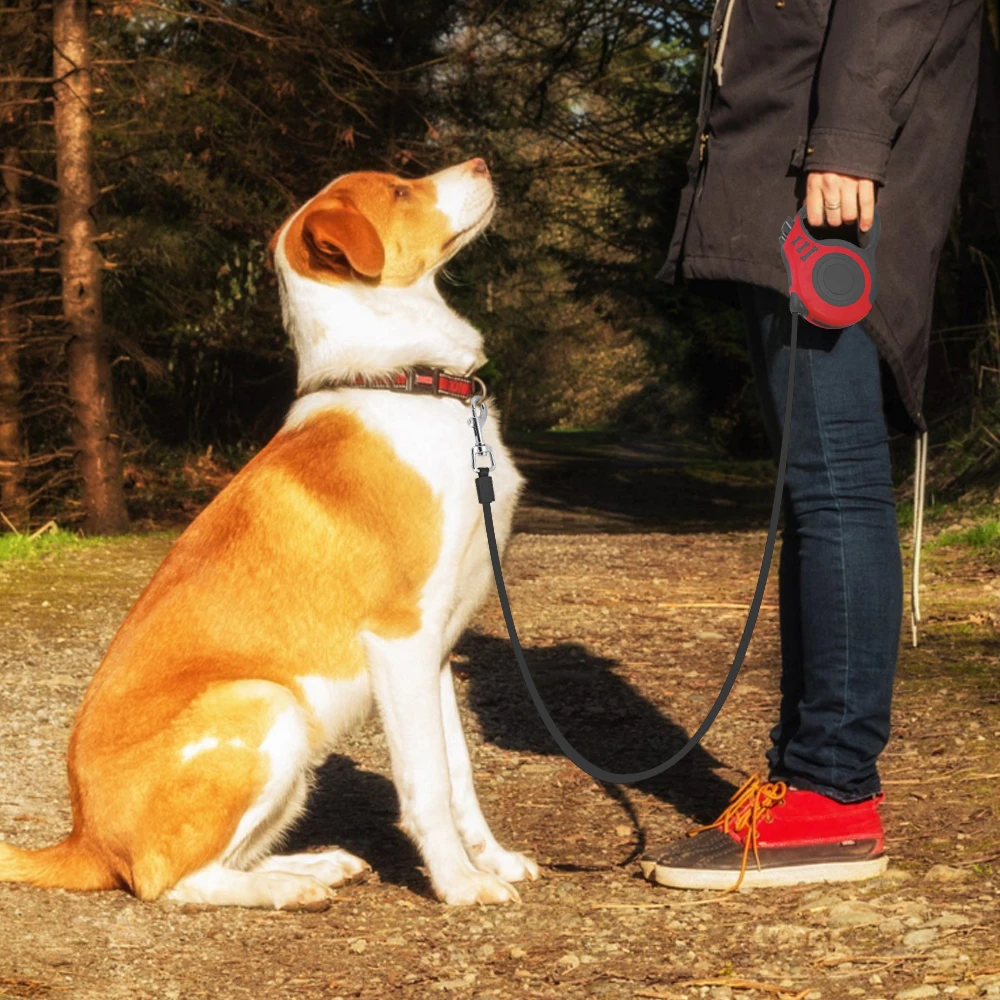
{"left": 283, "top": 756, "right": 427, "bottom": 892}
{"left": 285, "top": 631, "right": 739, "bottom": 891}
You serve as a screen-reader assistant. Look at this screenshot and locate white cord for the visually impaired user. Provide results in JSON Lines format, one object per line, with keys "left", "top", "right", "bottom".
{"left": 712, "top": 0, "right": 738, "bottom": 87}
{"left": 911, "top": 430, "right": 928, "bottom": 648}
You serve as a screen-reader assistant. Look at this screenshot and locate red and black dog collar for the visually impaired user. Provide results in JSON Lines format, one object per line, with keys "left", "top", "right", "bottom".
{"left": 298, "top": 367, "right": 483, "bottom": 401}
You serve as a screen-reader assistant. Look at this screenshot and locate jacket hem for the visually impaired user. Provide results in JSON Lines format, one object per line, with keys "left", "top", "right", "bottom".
{"left": 662, "top": 253, "right": 925, "bottom": 433}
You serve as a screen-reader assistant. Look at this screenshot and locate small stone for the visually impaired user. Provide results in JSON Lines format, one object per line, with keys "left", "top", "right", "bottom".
{"left": 435, "top": 975, "right": 476, "bottom": 991}
{"left": 556, "top": 954, "right": 580, "bottom": 971}
{"left": 509, "top": 946, "right": 526, "bottom": 959}
{"left": 925, "top": 864, "right": 971, "bottom": 883}
{"left": 708, "top": 988, "right": 733, "bottom": 1000}
{"left": 882, "top": 868, "right": 914, "bottom": 883}
{"left": 931, "top": 946, "right": 960, "bottom": 959}
{"left": 895, "top": 986, "right": 939, "bottom": 1000}
{"left": 879, "top": 918, "right": 905, "bottom": 936}
{"left": 871, "top": 975, "right": 884, "bottom": 986}
{"left": 951, "top": 988, "right": 977, "bottom": 1000}
{"left": 828, "top": 901, "right": 881, "bottom": 928}
{"left": 753, "top": 923, "right": 810, "bottom": 944}
{"left": 804, "top": 993, "right": 822, "bottom": 1000}
{"left": 903, "top": 928, "right": 939, "bottom": 949}
{"left": 800, "top": 893, "right": 842, "bottom": 913}
{"left": 929, "top": 913, "right": 971, "bottom": 929}
{"left": 348, "top": 938, "right": 367, "bottom": 953}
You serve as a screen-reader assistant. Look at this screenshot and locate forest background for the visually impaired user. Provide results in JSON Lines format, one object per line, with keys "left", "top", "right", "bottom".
{"left": 2, "top": 0, "right": 999, "bottom": 534}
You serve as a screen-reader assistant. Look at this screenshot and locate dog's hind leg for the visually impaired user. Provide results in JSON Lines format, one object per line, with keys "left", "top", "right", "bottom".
{"left": 162, "top": 863, "right": 331, "bottom": 910}
{"left": 439, "top": 660, "right": 540, "bottom": 884}
{"left": 116, "top": 679, "right": 329, "bottom": 910}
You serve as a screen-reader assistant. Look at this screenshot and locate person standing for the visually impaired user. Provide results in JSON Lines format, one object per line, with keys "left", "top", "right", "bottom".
{"left": 643, "top": 0, "right": 984, "bottom": 890}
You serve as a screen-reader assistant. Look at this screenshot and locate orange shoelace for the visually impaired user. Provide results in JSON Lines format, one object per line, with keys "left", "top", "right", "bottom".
{"left": 687, "top": 773, "right": 788, "bottom": 891}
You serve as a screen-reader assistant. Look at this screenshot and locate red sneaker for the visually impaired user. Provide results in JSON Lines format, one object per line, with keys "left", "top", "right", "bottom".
{"left": 640, "top": 774, "right": 888, "bottom": 891}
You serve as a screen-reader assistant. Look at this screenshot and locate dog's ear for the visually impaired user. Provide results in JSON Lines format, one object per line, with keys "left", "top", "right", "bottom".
{"left": 302, "top": 203, "right": 385, "bottom": 279}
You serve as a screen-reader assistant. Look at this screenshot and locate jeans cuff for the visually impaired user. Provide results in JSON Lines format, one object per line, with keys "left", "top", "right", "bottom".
{"left": 767, "top": 768, "right": 883, "bottom": 805}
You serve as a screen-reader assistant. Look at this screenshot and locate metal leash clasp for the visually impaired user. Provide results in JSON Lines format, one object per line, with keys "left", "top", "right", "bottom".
{"left": 468, "top": 394, "right": 495, "bottom": 470}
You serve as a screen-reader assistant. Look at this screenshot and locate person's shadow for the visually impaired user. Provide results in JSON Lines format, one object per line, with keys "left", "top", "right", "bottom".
{"left": 284, "top": 630, "right": 740, "bottom": 893}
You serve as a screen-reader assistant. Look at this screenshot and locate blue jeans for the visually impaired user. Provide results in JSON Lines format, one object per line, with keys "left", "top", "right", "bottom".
{"left": 739, "top": 284, "right": 903, "bottom": 804}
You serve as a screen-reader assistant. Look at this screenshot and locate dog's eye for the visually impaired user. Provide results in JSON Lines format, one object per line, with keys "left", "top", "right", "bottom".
{"left": 394, "top": 186, "right": 410, "bottom": 200}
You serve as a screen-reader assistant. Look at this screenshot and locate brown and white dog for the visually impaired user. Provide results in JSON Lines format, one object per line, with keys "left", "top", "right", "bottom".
{"left": 0, "top": 159, "right": 537, "bottom": 909}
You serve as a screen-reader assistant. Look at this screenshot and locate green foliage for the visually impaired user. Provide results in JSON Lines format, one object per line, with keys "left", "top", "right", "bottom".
{"left": 0, "top": 529, "right": 113, "bottom": 563}
{"left": 3, "top": 0, "right": 999, "bottom": 530}
{"left": 83, "top": 0, "right": 725, "bottom": 447}
{"left": 931, "top": 518, "right": 1000, "bottom": 555}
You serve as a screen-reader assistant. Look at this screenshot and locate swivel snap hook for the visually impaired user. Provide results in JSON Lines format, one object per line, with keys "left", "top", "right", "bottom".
{"left": 468, "top": 394, "right": 495, "bottom": 470}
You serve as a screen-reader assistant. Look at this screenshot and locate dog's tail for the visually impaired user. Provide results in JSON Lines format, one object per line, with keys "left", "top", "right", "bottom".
{"left": 0, "top": 835, "right": 115, "bottom": 891}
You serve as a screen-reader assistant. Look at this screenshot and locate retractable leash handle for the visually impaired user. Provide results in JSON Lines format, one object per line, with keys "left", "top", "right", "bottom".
{"left": 471, "top": 210, "right": 878, "bottom": 785}
{"left": 780, "top": 206, "right": 880, "bottom": 329}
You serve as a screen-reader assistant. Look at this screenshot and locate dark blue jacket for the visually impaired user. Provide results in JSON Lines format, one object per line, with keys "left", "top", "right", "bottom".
{"left": 658, "top": 0, "right": 984, "bottom": 432}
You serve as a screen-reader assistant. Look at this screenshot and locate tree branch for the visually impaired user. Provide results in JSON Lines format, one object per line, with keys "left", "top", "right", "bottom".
{"left": 0, "top": 164, "right": 57, "bottom": 187}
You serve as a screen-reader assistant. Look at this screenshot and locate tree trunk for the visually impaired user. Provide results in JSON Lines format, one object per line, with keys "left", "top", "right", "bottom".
{"left": 52, "top": 0, "right": 128, "bottom": 534}
{"left": 0, "top": 150, "right": 30, "bottom": 532}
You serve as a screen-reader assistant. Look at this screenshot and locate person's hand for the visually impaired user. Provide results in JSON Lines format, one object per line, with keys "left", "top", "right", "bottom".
{"left": 806, "top": 171, "right": 876, "bottom": 232}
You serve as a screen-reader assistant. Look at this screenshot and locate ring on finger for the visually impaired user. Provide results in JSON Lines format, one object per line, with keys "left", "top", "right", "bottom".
{"left": 825, "top": 201, "right": 841, "bottom": 211}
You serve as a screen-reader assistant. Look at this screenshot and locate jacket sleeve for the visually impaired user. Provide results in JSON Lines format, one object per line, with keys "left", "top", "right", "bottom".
{"left": 804, "top": 0, "right": 952, "bottom": 183}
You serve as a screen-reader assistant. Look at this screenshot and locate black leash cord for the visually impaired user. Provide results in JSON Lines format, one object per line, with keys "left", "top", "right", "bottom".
{"left": 473, "top": 312, "right": 798, "bottom": 784}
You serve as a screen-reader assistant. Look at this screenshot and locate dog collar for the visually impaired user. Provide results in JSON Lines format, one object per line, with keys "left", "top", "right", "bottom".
{"left": 297, "top": 367, "right": 485, "bottom": 401}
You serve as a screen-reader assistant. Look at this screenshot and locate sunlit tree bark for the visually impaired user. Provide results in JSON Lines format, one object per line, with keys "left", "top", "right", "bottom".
{"left": 53, "top": 0, "right": 128, "bottom": 534}
{"left": 0, "top": 150, "right": 30, "bottom": 531}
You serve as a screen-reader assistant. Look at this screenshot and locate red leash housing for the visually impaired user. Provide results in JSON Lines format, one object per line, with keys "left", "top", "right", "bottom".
{"left": 779, "top": 206, "right": 879, "bottom": 329}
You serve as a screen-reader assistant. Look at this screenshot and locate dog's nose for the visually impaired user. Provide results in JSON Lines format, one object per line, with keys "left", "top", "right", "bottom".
{"left": 469, "top": 158, "right": 490, "bottom": 177}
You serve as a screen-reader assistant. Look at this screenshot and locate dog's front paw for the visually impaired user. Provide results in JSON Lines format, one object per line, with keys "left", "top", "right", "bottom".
{"left": 471, "top": 846, "right": 541, "bottom": 884}
{"left": 266, "top": 873, "right": 335, "bottom": 912}
{"left": 437, "top": 869, "right": 520, "bottom": 906}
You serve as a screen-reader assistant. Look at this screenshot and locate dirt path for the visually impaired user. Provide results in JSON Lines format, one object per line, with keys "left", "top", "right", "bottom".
{"left": 1, "top": 449, "right": 998, "bottom": 1000}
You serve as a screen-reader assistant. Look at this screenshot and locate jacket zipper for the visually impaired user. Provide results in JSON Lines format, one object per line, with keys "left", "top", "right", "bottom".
{"left": 696, "top": 131, "right": 710, "bottom": 200}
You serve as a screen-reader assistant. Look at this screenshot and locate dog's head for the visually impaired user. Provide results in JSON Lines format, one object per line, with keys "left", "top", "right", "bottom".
{"left": 271, "top": 159, "right": 495, "bottom": 287}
